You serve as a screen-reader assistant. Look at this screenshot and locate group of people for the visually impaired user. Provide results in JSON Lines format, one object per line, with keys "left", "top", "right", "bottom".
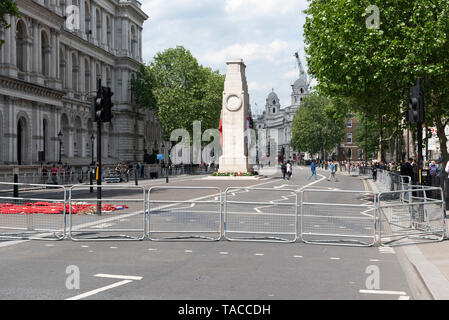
{"left": 371, "top": 158, "right": 449, "bottom": 185}
{"left": 114, "top": 162, "right": 146, "bottom": 181}
{"left": 280, "top": 161, "right": 293, "bottom": 180}
{"left": 41, "top": 163, "right": 74, "bottom": 185}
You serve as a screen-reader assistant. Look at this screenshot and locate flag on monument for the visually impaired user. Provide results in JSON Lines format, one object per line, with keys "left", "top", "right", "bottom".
{"left": 219, "top": 109, "right": 223, "bottom": 146}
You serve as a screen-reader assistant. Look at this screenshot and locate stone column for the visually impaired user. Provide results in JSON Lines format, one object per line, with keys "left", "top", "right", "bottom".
{"left": 91, "top": 2, "right": 96, "bottom": 43}
{"left": 66, "top": 48, "right": 73, "bottom": 93}
{"left": 122, "top": 19, "right": 129, "bottom": 56}
{"left": 219, "top": 59, "right": 250, "bottom": 173}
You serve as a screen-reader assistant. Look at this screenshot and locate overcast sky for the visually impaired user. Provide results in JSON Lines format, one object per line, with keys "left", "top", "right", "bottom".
{"left": 140, "top": 0, "right": 311, "bottom": 115}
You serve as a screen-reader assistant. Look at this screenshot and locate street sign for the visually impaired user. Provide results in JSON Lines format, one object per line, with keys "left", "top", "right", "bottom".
{"left": 157, "top": 154, "right": 164, "bottom": 160}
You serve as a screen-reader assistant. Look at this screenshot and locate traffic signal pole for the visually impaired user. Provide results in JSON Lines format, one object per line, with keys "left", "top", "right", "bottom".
{"left": 96, "top": 79, "right": 102, "bottom": 215}
{"left": 417, "top": 121, "right": 423, "bottom": 185}
{"left": 92, "top": 79, "right": 114, "bottom": 215}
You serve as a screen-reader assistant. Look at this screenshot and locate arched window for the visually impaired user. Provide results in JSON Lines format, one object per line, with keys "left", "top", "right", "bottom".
{"left": 300, "top": 88, "right": 304, "bottom": 94}
{"left": 84, "top": 58, "right": 90, "bottom": 93}
{"left": 106, "top": 15, "right": 112, "bottom": 47}
{"left": 85, "top": 1, "right": 91, "bottom": 35}
{"left": 61, "top": 114, "right": 70, "bottom": 157}
{"left": 130, "top": 25, "right": 136, "bottom": 57}
{"left": 273, "top": 108, "right": 275, "bottom": 114}
{"left": 59, "top": 47, "right": 65, "bottom": 87}
{"left": 72, "top": 52, "right": 79, "bottom": 92}
{"left": 41, "top": 31, "right": 50, "bottom": 77}
{"left": 96, "top": 8, "right": 101, "bottom": 43}
{"left": 74, "top": 116, "right": 82, "bottom": 157}
{"left": 43, "top": 118, "right": 48, "bottom": 162}
{"left": 16, "top": 20, "right": 27, "bottom": 72}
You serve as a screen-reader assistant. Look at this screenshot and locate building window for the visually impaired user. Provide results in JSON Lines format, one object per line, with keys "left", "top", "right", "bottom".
{"left": 273, "top": 108, "right": 276, "bottom": 114}
{"left": 347, "top": 119, "right": 353, "bottom": 128}
{"left": 347, "top": 133, "right": 353, "bottom": 144}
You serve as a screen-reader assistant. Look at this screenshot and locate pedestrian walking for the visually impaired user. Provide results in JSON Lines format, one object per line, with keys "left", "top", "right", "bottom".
{"left": 328, "top": 161, "right": 338, "bottom": 182}
{"left": 308, "top": 160, "right": 318, "bottom": 181}
{"left": 50, "top": 164, "right": 58, "bottom": 185}
{"left": 286, "top": 161, "right": 293, "bottom": 181}
{"left": 281, "top": 162, "right": 287, "bottom": 180}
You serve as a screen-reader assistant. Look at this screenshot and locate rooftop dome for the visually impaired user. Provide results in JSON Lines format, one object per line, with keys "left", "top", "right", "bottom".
{"left": 292, "top": 77, "right": 308, "bottom": 89}
{"left": 267, "top": 90, "right": 279, "bottom": 101}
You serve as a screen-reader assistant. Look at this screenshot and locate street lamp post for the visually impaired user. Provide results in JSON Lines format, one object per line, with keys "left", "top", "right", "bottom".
{"left": 90, "top": 134, "right": 95, "bottom": 165}
{"left": 57, "top": 130, "right": 63, "bottom": 165}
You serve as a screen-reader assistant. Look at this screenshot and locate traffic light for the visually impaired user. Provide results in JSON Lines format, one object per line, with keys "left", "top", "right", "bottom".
{"left": 101, "top": 86, "right": 114, "bottom": 123}
{"left": 92, "top": 85, "right": 103, "bottom": 123}
{"left": 91, "top": 85, "right": 114, "bottom": 123}
{"left": 407, "top": 79, "right": 424, "bottom": 123}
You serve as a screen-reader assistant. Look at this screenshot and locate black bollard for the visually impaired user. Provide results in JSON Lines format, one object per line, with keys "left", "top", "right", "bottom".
{"left": 13, "top": 174, "right": 18, "bottom": 198}
{"left": 90, "top": 171, "right": 93, "bottom": 193}
{"left": 135, "top": 168, "right": 138, "bottom": 186}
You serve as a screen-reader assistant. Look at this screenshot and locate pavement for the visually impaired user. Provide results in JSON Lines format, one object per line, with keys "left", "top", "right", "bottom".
{"left": 0, "top": 166, "right": 426, "bottom": 300}
{"left": 323, "top": 167, "right": 449, "bottom": 300}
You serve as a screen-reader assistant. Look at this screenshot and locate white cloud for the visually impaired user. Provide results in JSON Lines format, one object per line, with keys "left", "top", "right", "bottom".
{"left": 140, "top": 0, "right": 311, "bottom": 115}
{"left": 199, "top": 39, "right": 289, "bottom": 65}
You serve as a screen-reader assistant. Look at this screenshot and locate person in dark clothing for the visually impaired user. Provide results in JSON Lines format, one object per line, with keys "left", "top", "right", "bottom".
{"left": 372, "top": 163, "right": 378, "bottom": 181}
{"left": 281, "top": 162, "right": 287, "bottom": 180}
{"left": 400, "top": 158, "right": 414, "bottom": 185}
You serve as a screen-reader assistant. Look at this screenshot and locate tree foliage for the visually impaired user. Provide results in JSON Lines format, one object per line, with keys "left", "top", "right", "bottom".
{"left": 131, "top": 46, "right": 225, "bottom": 139}
{"left": 304, "top": 0, "right": 449, "bottom": 163}
{"left": 0, "top": 0, "right": 20, "bottom": 48}
{"left": 291, "top": 95, "right": 346, "bottom": 159}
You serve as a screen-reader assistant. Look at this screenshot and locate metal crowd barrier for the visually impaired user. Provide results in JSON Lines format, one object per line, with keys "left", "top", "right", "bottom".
{"left": 69, "top": 184, "right": 147, "bottom": 241}
{"left": 0, "top": 182, "right": 67, "bottom": 240}
{"left": 148, "top": 187, "right": 222, "bottom": 241}
{"left": 301, "top": 189, "right": 377, "bottom": 246}
{"left": 224, "top": 187, "right": 298, "bottom": 243}
{"left": 377, "top": 186, "right": 446, "bottom": 246}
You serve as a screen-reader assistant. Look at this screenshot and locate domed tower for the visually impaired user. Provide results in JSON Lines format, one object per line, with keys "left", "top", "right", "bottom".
{"left": 266, "top": 89, "right": 281, "bottom": 116}
{"left": 291, "top": 52, "right": 310, "bottom": 107}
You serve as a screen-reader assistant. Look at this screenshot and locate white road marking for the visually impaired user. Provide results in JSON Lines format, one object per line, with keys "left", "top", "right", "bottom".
{"left": 45, "top": 244, "right": 54, "bottom": 247}
{"left": 359, "top": 289, "right": 407, "bottom": 296}
{"left": 220, "top": 252, "right": 229, "bottom": 255}
{"left": 148, "top": 248, "right": 157, "bottom": 251}
{"left": 81, "top": 245, "right": 89, "bottom": 248}
{"left": 330, "top": 257, "right": 341, "bottom": 260}
{"left": 65, "top": 280, "right": 133, "bottom": 300}
{"left": 370, "top": 259, "right": 380, "bottom": 262}
{"left": 94, "top": 274, "right": 143, "bottom": 281}
{"left": 110, "top": 247, "right": 118, "bottom": 249}
{"left": 255, "top": 253, "right": 265, "bottom": 256}
{"left": 379, "top": 247, "right": 396, "bottom": 254}
{"left": 399, "top": 296, "right": 410, "bottom": 300}
{"left": 294, "top": 255, "right": 303, "bottom": 258}
{"left": 91, "top": 223, "right": 116, "bottom": 229}
{"left": 184, "top": 250, "right": 193, "bottom": 253}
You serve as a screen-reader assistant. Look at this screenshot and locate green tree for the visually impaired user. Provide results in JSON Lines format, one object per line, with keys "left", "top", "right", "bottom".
{"left": 0, "top": 0, "right": 20, "bottom": 48}
{"left": 131, "top": 46, "right": 225, "bottom": 139}
{"left": 291, "top": 95, "right": 346, "bottom": 160}
{"left": 304, "top": 0, "right": 449, "bottom": 164}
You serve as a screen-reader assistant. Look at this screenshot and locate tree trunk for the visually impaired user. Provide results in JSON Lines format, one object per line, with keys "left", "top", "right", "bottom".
{"left": 377, "top": 115, "right": 383, "bottom": 162}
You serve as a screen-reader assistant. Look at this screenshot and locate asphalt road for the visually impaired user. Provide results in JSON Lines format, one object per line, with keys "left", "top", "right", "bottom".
{"left": 0, "top": 167, "right": 416, "bottom": 300}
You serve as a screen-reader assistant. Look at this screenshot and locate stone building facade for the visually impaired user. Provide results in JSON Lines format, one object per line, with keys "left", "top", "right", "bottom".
{"left": 254, "top": 72, "right": 310, "bottom": 164}
{"left": 0, "top": 0, "right": 164, "bottom": 165}
{"left": 336, "top": 115, "right": 363, "bottom": 162}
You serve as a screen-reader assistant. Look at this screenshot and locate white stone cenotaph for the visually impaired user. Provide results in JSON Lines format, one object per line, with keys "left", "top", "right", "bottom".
{"left": 218, "top": 59, "right": 250, "bottom": 173}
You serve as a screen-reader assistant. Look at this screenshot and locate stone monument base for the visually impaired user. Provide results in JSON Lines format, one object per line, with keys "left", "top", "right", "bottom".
{"left": 218, "top": 156, "right": 249, "bottom": 173}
